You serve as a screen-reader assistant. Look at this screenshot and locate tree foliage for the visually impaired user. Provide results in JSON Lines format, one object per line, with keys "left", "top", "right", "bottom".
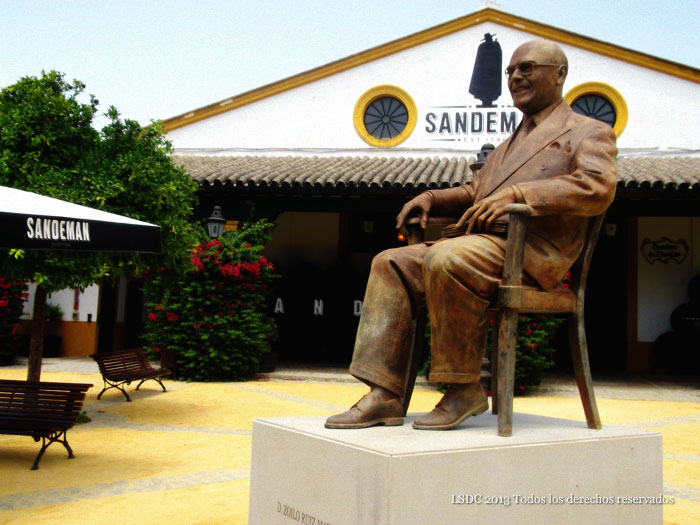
{"left": 0, "top": 70, "right": 198, "bottom": 379}
{"left": 0, "top": 70, "right": 199, "bottom": 290}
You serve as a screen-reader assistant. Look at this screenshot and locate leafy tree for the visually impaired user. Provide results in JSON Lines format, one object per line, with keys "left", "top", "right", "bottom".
{"left": 0, "top": 70, "right": 198, "bottom": 380}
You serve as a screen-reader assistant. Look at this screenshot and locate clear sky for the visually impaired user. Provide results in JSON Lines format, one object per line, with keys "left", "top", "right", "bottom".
{"left": 2, "top": 0, "right": 698, "bottom": 127}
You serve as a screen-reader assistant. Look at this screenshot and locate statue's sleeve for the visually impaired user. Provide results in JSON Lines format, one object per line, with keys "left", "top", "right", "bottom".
{"left": 511, "top": 121, "right": 617, "bottom": 216}
{"left": 428, "top": 184, "right": 475, "bottom": 217}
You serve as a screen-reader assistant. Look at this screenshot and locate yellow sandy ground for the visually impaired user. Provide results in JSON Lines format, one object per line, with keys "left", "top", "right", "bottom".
{"left": 0, "top": 368, "right": 697, "bottom": 524}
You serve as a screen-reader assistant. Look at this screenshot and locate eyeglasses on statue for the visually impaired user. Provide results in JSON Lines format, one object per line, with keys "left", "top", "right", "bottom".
{"left": 505, "top": 61, "right": 562, "bottom": 78}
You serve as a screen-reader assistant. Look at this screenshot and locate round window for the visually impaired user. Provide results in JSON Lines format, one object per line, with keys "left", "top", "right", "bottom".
{"left": 571, "top": 94, "right": 616, "bottom": 127}
{"left": 364, "top": 97, "right": 409, "bottom": 140}
{"left": 565, "top": 82, "right": 628, "bottom": 137}
{"left": 353, "top": 85, "right": 417, "bottom": 147}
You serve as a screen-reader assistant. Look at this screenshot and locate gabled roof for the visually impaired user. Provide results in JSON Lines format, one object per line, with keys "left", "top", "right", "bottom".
{"left": 173, "top": 154, "right": 700, "bottom": 197}
{"left": 162, "top": 8, "right": 700, "bottom": 133}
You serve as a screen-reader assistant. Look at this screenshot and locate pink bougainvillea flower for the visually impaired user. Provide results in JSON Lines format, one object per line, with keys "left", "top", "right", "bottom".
{"left": 191, "top": 256, "right": 204, "bottom": 271}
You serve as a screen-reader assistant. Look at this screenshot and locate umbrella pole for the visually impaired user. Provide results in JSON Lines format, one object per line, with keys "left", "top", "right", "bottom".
{"left": 27, "top": 285, "right": 47, "bottom": 382}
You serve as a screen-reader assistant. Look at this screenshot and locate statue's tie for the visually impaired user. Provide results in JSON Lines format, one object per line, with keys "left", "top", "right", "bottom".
{"left": 507, "top": 117, "right": 535, "bottom": 156}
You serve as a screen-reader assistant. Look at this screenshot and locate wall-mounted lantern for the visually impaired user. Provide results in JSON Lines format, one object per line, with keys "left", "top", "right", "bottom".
{"left": 605, "top": 223, "right": 618, "bottom": 237}
{"left": 207, "top": 206, "right": 226, "bottom": 239}
{"left": 360, "top": 220, "right": 375, "bottom": 234}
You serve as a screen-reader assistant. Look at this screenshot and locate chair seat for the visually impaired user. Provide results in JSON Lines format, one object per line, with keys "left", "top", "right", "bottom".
{"left": 495, "top": 284, "right": 576, "bottom": 314}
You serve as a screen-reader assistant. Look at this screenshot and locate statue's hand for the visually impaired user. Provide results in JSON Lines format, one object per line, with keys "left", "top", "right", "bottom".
{"left": 396, "top": 192, "right": 434, "bottom": 230}
{"left": 457, "top": 188, "right": 516, "bottom": 234}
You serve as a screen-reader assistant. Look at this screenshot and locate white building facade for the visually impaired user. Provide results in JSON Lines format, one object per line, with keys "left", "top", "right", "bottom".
{"left": 162, "top": 8, "right": 700, "bottom": 374}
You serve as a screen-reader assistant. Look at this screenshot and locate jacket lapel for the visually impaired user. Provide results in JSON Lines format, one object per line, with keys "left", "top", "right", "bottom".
{"left": 473, "top": 136, "right": 510, "bottom": 197}
{"left": 478, "top": 102, "right": 574, "bottom": 199}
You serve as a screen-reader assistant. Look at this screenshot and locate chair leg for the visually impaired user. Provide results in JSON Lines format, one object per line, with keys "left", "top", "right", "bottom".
{"left": 490, "top": 310, "right": 502, "bottom": 415}
{"left": 496, "top": 309, "right": 519, "bottom": 436}
{"left": 569, "top": 313, "right": 601, "bottom": 429}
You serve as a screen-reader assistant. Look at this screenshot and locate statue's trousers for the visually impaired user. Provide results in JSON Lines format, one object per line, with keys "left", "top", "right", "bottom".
{"left": 349, "top": 233, "right": 513, "bottom": 395}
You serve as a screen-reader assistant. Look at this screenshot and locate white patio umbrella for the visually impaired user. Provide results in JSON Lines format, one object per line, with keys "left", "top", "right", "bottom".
{"left": 0, "top": 186, "right": 161, "bottom": 253}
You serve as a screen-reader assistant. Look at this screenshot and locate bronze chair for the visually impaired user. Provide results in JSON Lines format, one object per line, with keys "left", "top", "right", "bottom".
{"left": 403, "top": 204, "right": 604, "bottom": 436}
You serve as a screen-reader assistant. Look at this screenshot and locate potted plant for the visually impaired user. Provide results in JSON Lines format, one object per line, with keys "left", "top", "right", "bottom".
{"left": 43, "top": 303, "right": 64, "bottom": 357}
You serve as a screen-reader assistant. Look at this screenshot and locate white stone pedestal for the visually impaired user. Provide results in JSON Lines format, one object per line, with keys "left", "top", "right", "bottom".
{"left": 249, "top": 412, "right": 662, "bottom": 525}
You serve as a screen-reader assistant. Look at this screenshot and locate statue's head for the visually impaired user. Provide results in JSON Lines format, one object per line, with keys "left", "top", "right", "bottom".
{"left": 506, "top": 40, "right": 568, "bottom": 116}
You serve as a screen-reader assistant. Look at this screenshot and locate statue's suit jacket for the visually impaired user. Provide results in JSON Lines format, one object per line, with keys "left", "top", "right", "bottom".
{"left": 432, "top": 100, "right": 618, "bottom": 290}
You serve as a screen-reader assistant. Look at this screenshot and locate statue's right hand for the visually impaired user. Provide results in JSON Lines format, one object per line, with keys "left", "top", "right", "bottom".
{"left": 396, "top": 192, "right": 433, "bottom": 231}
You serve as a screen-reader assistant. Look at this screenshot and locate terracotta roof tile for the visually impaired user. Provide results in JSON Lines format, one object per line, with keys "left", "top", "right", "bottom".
{"left": 616, "top": 156, "right": 700, "bottom": 191}
{"left": 173, "top": 155, "right": 700, "bottom": 195}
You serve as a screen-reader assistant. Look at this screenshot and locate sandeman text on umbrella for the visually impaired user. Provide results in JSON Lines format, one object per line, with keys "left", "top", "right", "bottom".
{"left": 26, "top": 217, "right": 91, "bottom": 242}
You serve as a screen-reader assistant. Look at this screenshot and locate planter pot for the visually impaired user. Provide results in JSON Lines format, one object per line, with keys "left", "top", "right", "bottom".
{"left": 0, "top": 335, "right": 23, "bottom": 365}
{"left": 43, "top": 335, "right": 62, "bottom": 357}
{"left": 160, "top": 347, "right": 176, "bottom": 371}
{"left": 17, "top": 334, "right": 62, "bottom": 357}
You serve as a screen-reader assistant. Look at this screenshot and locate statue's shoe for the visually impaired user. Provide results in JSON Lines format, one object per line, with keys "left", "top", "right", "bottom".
{"left": 412, "top": 383, "right": 488, "bottom": 430}
{"left": 325, "top": 394, "right": 404, "bottom": 429}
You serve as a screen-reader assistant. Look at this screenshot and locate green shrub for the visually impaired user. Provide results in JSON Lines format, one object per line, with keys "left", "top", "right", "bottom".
{"left": 0, "top": 277, "right": 28, "bottom": 365}
{"left": 142, "top": 221, "right": 278, "bottom": 381}
{"left": 492, "top": 312, "right": 562, "bottom": 393}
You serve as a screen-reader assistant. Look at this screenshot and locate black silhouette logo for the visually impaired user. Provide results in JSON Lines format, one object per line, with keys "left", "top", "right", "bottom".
{"left": 469, "top": 33, "right": 502, "bottom": 108}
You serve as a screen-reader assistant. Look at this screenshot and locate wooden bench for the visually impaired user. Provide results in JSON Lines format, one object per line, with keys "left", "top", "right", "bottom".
{"left": 91, "top": 348, "right": 170, "bottom": 402}
{"left": 0, "top": 379, "right": 92, "bottom": 470}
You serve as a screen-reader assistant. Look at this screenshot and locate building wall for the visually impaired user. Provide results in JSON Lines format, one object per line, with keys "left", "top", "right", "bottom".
{"left": 637, "top": 216, "right": 699, "bottom": 342}
{"left": 20, "top": 283, "right": 101, "bottom": 357}
{"left": 22, "top": 283, "right": 100, "bottom": 322}
{"left": 168, "top": 24, "right": 699, "bottom": 154}
{"left": 167, "top": 16, "right": 699, "bottom": 371}
{"left": 13, "top": 320, "right": 98, "bottom": 357}
{"left": 264, "top": 212, "right": 341, "bottom": 270}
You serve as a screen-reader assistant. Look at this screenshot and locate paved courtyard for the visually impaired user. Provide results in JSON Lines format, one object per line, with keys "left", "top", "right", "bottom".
{"left": 1, "top": 359, "right": 698, "bottom": 524}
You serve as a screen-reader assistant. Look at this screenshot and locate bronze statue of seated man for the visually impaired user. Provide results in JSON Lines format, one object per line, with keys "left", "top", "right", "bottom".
{"left": 325, "top": 40, "right": 617, "bottom": 431}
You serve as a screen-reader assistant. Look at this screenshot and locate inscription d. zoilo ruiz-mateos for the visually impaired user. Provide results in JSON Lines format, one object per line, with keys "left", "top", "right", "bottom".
{"left": 641, "top": 237, "right": 689, "bottom": 264}
{"left": 277, "top": 501, "right": 330, "bottom": 525}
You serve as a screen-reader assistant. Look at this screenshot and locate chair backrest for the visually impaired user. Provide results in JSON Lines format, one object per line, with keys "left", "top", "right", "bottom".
{"left": 568, "top": 214, "right": 606, "bottom": 303}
